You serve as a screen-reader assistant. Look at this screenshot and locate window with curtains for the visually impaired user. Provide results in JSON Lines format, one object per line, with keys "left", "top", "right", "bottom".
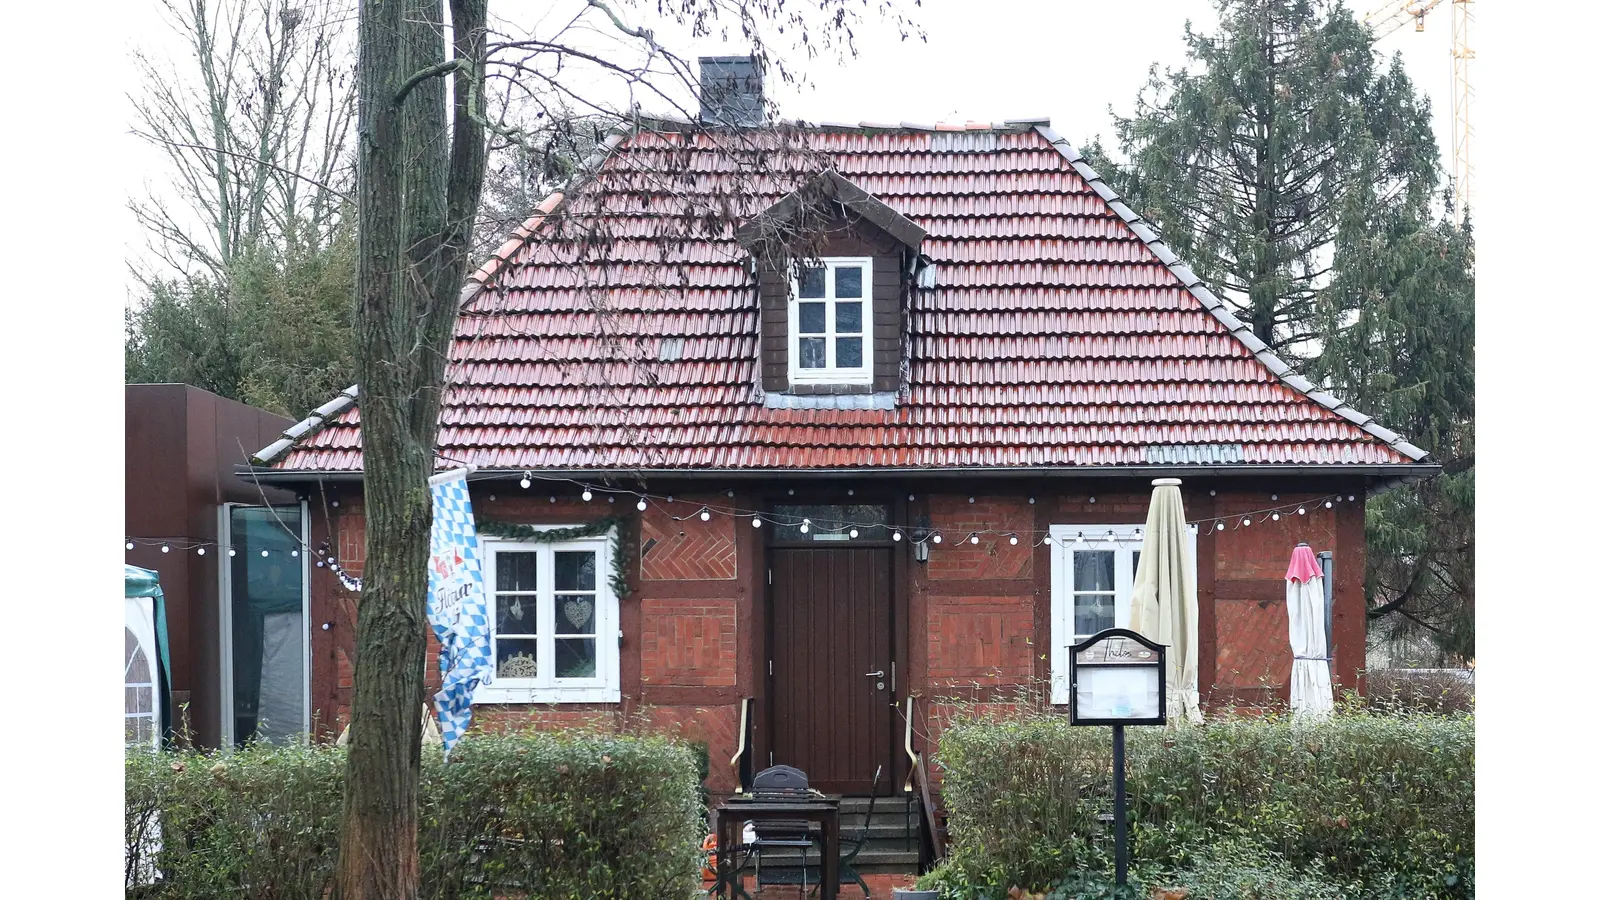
{"left": 475, "top": 533, "right": 620, "bottom": 704}
{"left": 1047, "top": 523, "right": 1196, "bottom": 705}
{"left": 788, "top": 257, "right": 873, "bottom": 384}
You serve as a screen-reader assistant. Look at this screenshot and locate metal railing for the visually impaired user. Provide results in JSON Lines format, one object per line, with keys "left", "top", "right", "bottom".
{"left": 730, "top": 696, "right": 755, "bottom": 793}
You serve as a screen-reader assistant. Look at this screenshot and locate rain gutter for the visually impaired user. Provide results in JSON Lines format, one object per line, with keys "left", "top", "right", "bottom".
{"left": 241, "top": 463, "right": 1439, "bottom": 491}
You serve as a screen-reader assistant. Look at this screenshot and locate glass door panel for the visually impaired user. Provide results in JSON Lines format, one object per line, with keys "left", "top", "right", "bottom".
{"left": 224, "top": 505, "right": 307, "bottom": 745}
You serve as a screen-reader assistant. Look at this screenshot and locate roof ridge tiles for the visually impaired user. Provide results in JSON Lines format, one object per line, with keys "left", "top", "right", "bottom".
{"left": 1027, "top": 124, "right": 1427, "bottom": 462}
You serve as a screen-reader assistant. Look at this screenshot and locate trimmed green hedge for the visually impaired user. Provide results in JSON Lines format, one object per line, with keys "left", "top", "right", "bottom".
{"left": 930, "top": 709, "right": 1473, "bottom": 899}
{"left": 126, "top": 730, "right": 705, "bottom": 899}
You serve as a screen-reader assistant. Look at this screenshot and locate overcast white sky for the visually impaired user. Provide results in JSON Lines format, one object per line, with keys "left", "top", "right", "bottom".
{"left": 120, "top": 0, "right": 1461, "bottom": 283}
{"left": 758, "top": 0, "right": 1455, "bottom": 156}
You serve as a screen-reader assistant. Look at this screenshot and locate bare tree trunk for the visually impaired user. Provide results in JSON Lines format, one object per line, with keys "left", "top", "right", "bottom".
{"left": 334, "top": 1, "right": 486, "bottom": 898}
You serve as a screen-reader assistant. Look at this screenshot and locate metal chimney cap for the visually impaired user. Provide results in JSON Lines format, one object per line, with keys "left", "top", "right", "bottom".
{"left": 698, "top": 56, "right": 764, "bottom": 127}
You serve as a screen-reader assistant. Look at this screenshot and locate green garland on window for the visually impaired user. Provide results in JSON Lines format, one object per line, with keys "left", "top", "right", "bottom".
{"left": 476, "top": 515, "right": 633, "bottom": 598}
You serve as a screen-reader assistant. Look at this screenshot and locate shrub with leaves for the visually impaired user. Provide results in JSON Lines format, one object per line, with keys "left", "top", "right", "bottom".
{"left": 929, "top": 708, "right": 1473, "bottom": 900}
{"left": 126, "top": 729, "right": 704, "bottom": 899}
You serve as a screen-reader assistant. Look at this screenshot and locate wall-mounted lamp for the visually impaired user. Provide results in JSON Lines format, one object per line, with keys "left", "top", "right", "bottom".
{"left": 910, "top": 514, "right": 932, "bottom": 564}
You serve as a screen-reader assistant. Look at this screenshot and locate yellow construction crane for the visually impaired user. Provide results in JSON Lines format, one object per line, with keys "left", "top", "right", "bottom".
{"left": 1364, "top": 0, "right": 1473, "bottom": 224}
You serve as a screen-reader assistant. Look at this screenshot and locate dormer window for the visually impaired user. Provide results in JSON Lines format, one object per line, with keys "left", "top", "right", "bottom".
{"left": 789, "top": 258, "right": 873, "bottom": 385}
{"left": 737, "top": 169, "right": 927, "bottom": 397}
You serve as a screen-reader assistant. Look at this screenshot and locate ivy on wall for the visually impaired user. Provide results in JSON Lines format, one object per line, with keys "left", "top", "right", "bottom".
{"left": 476, "top": 515, "right": 633, "bottom": 599}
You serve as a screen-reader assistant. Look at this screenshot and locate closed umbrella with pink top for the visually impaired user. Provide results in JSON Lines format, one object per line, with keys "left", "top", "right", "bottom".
{"left": 1286, "top": 542, "right": 1334, "bottom": 721}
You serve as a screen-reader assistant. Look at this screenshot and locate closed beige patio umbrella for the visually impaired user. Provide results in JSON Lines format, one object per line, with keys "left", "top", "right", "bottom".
{"left": 1129, "top": 478, "right": 1202, "bottom": 724}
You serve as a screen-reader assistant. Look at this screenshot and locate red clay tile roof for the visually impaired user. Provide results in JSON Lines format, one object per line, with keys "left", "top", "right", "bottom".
{"left": 260, "top": 120, "right": 1426, "bottom": 473}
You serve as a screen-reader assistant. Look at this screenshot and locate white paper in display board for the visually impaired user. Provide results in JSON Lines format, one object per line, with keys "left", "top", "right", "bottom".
{"left": 1075, "top": 665, "right": 1162, "bottom": 720}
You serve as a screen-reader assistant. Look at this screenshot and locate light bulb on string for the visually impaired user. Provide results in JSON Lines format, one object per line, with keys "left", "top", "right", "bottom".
{"left": 161, "top": 544, "right": 170, "bottom": 554}
{"left": 1008, "top": 534, "right": 1019, "bottom": 545}
{"left": 1271, "top": 512, "right": 1281, "bottom": 521}
{"left": 1216, "top": 522, "right": 1226, "bottom": 531}
{"left": 800, "top": 522, "right": 810, "bottom": 534}
{"left": 969, "top": 533, "right": 979, "bottom": 545}
{"left": 667, "top": 495, "right": 674, "bottom": 503}
{"left": 228, "top": 549, "right": 237, "bottom": 557}
{"left": 197, "top": 547, "right": 206, "bottom": 555}
{"left": 847, "top": 488, "right": 855, "bottom": 496}
{"left": 1043, "top": 535, "right": 1053, "bottom": 545}
{"left": 582, "top": 489, "right": 593, "bottom": 501}
{"left": 520, "top": 475, "right": 531, "bottom": 489}
{"left": 1324, "top": 500, "right": 1333, "bottom": 509}
{"left": 125, "top": 541, "right": 134, "bottom": 551}
{"left": 1242, "top": 518, "right": 1252, "bottom": 527}
{"left": 261, "top": 549, "right": 269, "bottom": 557}
{"left": 1271, "top": 494, "right": 1279, "bottom": 501}
{"left": 700, "top": 508, "right": 711, "bottom": 522}
{"left": 549, "top": 496, "right": 556, "bottom": 504}
{"left": 1297, "top": 507, "right": 1306, "bottom": 516}
{"left": 291, "top": 549, "right": 299, "bottom": 557}
{"left": 752, "top": 517, "right": 763, "bottom": 529}
{"left": 1075, "top": 532, "right": 1086, "bottom": 545}
{"left": 848, "top": 528, "right": 859, "bottom": 539}
{"left": 1347, "top": 494, "right": 1356, "bottom": 502}
{"left": 636, "top": 498, "right": 647, "bottom": 511}
{"left": 892, "top": 530, "right": 902, "bottom": 542}
{"left": 932, "top": 533, "right": 942, "bottom": 544}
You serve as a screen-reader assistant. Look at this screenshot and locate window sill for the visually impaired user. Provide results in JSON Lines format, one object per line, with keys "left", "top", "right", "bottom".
{"left": 764, "top": 391, "right": 897, "bottom": 410}
{"left": 473, "top": 684, "right": 621, "bottom": 705}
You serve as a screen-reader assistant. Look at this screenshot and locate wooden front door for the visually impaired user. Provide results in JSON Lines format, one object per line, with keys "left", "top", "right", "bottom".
{"left": 769, "top": 546, "right": 895, "bottom": 794}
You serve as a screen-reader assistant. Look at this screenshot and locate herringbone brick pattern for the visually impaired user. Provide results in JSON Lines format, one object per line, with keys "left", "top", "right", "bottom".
{"left": 639, "top": 499, "right": 737, "bottom": 581}
{"left": 926, "top": 495, "right": 1032, "bottom": 580}
{"left": 1214, "top": 595, "right": 1292, "bottom": 689}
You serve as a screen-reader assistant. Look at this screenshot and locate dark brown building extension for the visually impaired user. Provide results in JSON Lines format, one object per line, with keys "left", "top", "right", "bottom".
{"left": 126, "top": 384, "right": 298, "bottom": 749}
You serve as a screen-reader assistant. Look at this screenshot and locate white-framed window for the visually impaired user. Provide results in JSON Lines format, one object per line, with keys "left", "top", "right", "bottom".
{"left": 788, "top": 257, "right": 873, "bottom": 385}
{"left": 474, "top": 532, "right": 621, "bottom": 704}
{"left": 1048, "top": 523, "right": 1197, "bottom": 705}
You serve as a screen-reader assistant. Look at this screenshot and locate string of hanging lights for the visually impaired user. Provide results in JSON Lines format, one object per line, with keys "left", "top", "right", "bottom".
{"left": 437, "top": 457, "right": 1354, "bottom": 550}
{"left": 127, "top": 451, "right": 1356, "bottom": 558}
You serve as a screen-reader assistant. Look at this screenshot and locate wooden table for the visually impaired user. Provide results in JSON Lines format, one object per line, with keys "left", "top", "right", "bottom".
{"left": 713, "top": 797, "right": 841, "bottom": 900}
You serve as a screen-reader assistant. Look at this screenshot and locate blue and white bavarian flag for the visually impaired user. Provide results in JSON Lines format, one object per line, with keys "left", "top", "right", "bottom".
{"left": 427, "top": 467, "right": 492, "bottom": 755}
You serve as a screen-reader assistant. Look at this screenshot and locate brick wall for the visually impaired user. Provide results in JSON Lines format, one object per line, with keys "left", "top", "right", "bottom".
{"left": 639, "top": 498, "right": 737, "bottom": 581}
{"left": 306, "top": 478, "right": 1367, "bottom": 792}
{"left": 641, "top": 599, "right": 738, "bottom": 687}
{"left": 925, "top": 595, "right": 1035, "bottom": 684}
{"left": 1211, "top": 491, "right": 1348, "bottom": 706}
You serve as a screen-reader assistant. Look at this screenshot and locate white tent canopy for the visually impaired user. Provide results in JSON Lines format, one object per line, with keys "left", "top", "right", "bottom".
{"left": 125, "top": 565, "right": 171, "bottom": 751}
{"left": 1286, "top": 544, "right": 1334, "bottom": 721}
{"left": 1129, "top": 478, "right": 1202, "bottom": 724}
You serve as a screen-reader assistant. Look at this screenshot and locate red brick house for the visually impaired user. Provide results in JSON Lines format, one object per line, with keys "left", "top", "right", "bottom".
{"left": 245, "top": 76, "right": 1432, "bottom": 808}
